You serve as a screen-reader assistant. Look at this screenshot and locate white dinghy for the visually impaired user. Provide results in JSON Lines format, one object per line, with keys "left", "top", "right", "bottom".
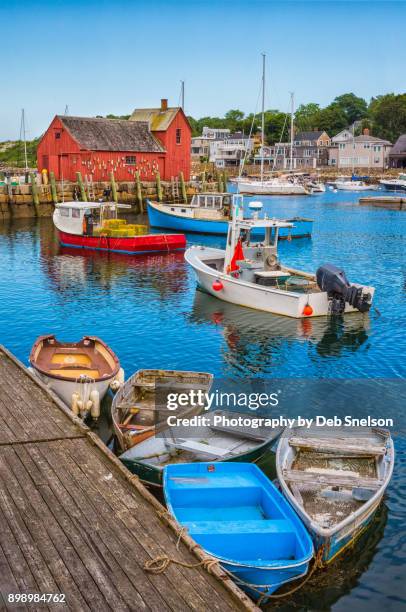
{"left": 185, "top": 196, "right": 375, "bottom": 318}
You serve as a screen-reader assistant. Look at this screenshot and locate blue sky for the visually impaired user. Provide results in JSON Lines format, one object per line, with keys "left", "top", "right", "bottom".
{"left": 1, "top": 0, "right": 405, "bottom": 140}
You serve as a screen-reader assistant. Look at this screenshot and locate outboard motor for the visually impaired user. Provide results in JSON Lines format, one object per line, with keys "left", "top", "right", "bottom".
{"left": 316, "top": 263, "right": 372, "bottom": 315}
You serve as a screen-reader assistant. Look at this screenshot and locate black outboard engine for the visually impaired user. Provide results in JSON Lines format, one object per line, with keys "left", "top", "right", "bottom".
{"left": 316, "top": 263, "right": 372, "bottom": 315}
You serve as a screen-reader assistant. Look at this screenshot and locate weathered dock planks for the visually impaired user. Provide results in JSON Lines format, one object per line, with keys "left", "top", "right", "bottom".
{"left": 359, "top": 195, "right": 406, "bottom": 209}
{"left": 0, "top": 346, "right": 258, "bottom": 612}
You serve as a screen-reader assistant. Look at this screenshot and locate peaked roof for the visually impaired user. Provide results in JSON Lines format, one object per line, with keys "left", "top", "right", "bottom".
{"left": 130, "top": 107, "right": 181, "bottom": 131}
{"left": 57, "top": 116, "right": 165, "bottom": 152}
{"left": 353, "top": 134, "right": 392, "bottom": 144}
{"left": 390, "top": 134, "right": 406, "bottom": 155}
{"left": 295, "top": 131, "right": 326, "bottom": 141}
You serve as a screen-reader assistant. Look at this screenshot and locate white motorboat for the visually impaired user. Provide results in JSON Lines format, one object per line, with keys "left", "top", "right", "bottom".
{"left": 29, "top": 335, "right": 124, "bottom": 418}
{"left": 379, "top": 173, "right": 406, "bottom": 192}
{"left": 238, "top": 177, "right": 310, "bottom": 195}
{"left": 276, "top": 424, "right": 394, "bottom": 564}
{"left": 335, "top": 180, "right": 371, "bottom": 191}
{"left": 185, "top": 195, "right": 375, "bottom": 318}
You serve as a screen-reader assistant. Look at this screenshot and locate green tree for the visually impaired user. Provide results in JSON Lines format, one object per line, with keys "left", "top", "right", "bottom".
{"left": 369, "top": 93, "right": 406, "bottom": 142}
{"left": 333, "top": 93, "right": 368, "bottom": 124}
{"left": 263, "top": 111, "right": 290, "bottom": 144}
{"left": 294, "top": 103, "right": 320, "bottom": 131}
{"left": 315, "top": 103, "right": 348, "bottom": 135}
{"left": 224, "top": 109, "right": 245, "bottom": 133}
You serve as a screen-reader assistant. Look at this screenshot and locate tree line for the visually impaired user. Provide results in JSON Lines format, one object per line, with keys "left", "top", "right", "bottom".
{"left": 188, "top": 92, "right": 406, "bottom": 144}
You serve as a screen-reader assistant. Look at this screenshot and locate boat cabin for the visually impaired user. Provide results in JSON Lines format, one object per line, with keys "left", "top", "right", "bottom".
{"left": 53, "top": 201, "right": 132, "bottom": 236}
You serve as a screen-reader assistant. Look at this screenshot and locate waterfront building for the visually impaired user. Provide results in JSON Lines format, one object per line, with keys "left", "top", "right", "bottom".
{"left": 191, "top": 126, "right": 231, "bottom": 160}
{"left": 389, "top": 134, "right": 406, "bottom": 168}
{"left": 254, "top": 131, "right": 330, "bottom": 170}
{"left": 209, "top": 132, "right": 254, "bottom": 168}
{"left": 329, "top": 129, "right": 392, "bottom": 169}
{"left": 37, "top": 99, "right": 191, "bottom": 182}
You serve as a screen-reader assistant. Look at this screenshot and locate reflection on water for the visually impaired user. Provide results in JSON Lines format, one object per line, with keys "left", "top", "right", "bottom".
{"left": 189, "top": 291, "right": 371, "bottom": 376}
{"left": 267, "top": 504, "right": 389, "bottom": 611}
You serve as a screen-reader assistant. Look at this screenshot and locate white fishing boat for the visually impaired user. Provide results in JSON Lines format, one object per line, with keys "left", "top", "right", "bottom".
{"left": 29, "top": 335, "right": 124, "bottom": 418}
{"left": 185, "top": 195, "right": 375, "bottom": 318}
{"left": 379, "top": 173, "right": 406, "bottom": 192}
{"left": 276, "top": 425, "right": 394, "bottom": 564}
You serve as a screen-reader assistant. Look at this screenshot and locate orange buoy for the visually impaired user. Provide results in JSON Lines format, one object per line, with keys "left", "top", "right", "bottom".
{"left": 303, "top": 304, "right": 313, "bottom": 316}
{"left": 212, "top": 280, "right": 223, "bottom": 292}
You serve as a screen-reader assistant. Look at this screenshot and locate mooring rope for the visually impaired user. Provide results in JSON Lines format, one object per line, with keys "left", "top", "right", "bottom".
{"left": 146, "top": 508, "right": 325, "bottom": 603}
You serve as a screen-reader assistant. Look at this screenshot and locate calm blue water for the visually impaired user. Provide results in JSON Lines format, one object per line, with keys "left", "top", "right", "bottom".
{"left": 0, "top": 188, "right": 404, "bottom": 610}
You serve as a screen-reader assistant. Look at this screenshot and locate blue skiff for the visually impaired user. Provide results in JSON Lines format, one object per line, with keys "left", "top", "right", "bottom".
{"left": 147, "top": 199, "right": 313, "bottom": 240}
{"left": 164, "top": 462, "right": 314, "bottom": 602}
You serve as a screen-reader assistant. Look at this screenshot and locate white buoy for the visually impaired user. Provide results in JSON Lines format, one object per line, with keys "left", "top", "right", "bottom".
{"left": 71, "top": 392, "right": 80, "bottom": 416}
{"left": 110, "top": 367, "right": 125, "bottom": 391}
{"left": 90, "top": 390, "right": 100, "bottom": 419}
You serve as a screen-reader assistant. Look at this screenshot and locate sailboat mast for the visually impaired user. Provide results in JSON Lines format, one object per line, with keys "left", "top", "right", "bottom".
{"left": 21, "top": 109, "right": 28, "bottom": 172}
{"left": 352, "top": 123, "right": 355, "bottom": 176}
{"left": 180, "top": 80, "right": 185, "bottom": 110}
{"left": 289, "top": 93, "right": 294, "bottom": 172}
{"left": 260, "top": 53, "right": 265, "bottom": 182}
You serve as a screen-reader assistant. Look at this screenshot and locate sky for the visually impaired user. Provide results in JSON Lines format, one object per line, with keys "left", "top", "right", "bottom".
{"left": 1, "top": 0, "right": 405, "bottom": 140}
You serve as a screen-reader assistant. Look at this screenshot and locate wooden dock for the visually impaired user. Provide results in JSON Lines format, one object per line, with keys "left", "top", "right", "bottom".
{"left": 0, "top": 345, "right": 258, "bottom": 612}
{"left": 359, "top": 195, "right": 406, "bottom": 209}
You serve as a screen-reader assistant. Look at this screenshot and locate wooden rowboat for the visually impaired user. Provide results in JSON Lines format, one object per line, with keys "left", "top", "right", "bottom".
{"left": 276, "top": 425, "right": 394, "bottom": 564}
{"left": 29, "top": 334, "right": 123, "bottom": 418}
{"left": 112, "top": 369, "right": 213, "bottom": 453}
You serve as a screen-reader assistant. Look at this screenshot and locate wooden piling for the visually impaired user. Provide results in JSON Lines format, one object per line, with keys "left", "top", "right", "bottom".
{"left": 156, "top": 171, "right": 163, "bottom": 201}
{"left": 135, "top": 171, "right": 143, "bottom": 212}
{"left": 76, "top": 172, "right": 87, "bottom": 202}
{"left": 110, "top": 172, "right": 118, "bottom": 203}
{"left": 201, "top": 171, "right": 206, "bottom": 192}
{"left": 30, "top": 173, "right": 39, "bottom": 214}
{"left": 216, "top": 172, "right": 223, "bottom": 193}
{"left": 179, "top": 171, "right": 188, "bottom": 203}
{"left": 49, "top": 171, "right": 58, "bottom": 204}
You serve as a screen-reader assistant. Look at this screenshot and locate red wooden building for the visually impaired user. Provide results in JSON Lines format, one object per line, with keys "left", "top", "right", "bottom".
{"left": 37, "top": 99, "right": 191, "bottom": 182}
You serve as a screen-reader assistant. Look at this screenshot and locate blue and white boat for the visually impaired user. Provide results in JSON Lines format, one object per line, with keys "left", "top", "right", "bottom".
{"left": 276, "top": 425, "right": 394, "bottom": 565}
{"left": 147, "top": 194, "right": 313, "bottom": 239}
{"left": 164, "top": 462, "right": 314, "bottom": 602}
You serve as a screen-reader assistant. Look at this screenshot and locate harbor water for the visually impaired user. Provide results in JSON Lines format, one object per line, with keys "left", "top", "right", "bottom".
{"left": 0, "top": 188, "right": 404, "bottom": 610}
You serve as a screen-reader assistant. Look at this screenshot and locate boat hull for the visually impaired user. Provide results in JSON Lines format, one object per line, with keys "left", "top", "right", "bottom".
{"left": 30, "top": 369, "right": 113, "bottom": 408}
{"left": 238, "top": 181, "right": 309, "bottom": 195}
{"left": 120, "top": 437, "right": 275, "bottom": 487}
{"left": 379, "top": 180, "right": 406, "bottom": 192}
{"left": 147, "top": 202, "right": 312, "bottom": 239}
{"left": 58, "top": 230, "right": 186, "bottom": 254}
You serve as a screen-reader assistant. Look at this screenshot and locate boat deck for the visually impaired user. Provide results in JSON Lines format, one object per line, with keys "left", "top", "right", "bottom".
{"left": 0, "top": 345, "right": 256, "bottom": 611}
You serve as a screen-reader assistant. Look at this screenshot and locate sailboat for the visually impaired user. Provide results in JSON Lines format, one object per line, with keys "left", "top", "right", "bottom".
{"left": 238, "top": 57, "right": 309, "bottom": 196}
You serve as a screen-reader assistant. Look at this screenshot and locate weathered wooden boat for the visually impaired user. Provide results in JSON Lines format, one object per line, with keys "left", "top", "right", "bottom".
{"left": 119, "top": 410, "right": 283, "bottom": 487}
{"left": 185, "top": 195, "right": 375, "bottom": 318}
{"left": 276, "top": 425, "right": 394, "bottom": 564}
{"left": 147, "top": 194, "right": 313, "bottom": 239}
{"left": 164, "top": 462, "right": 314, "bottom": 602}
{"left": 29, "top": 334, "right": 123, "bottom": 418}
{"left": 112, "top": 369, "right": 213, "bottom": 453}
{"left": 53, "top": 201, "right": 186, "bottom": 254}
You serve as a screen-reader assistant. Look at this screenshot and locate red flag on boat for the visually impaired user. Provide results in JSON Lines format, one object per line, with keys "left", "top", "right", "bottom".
{"left": 229, "top": 239, "right": 245, "bottom": 272}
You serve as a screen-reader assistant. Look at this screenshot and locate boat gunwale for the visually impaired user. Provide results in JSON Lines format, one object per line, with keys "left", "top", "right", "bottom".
{"left": 29, "top": 334, "right": 120, "bottom": 383}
